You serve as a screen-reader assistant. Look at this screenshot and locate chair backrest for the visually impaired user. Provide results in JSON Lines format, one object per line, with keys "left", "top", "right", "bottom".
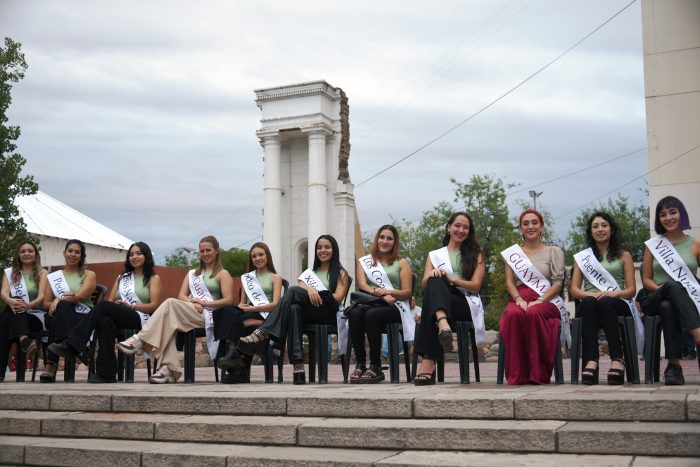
{"left": 281, "top": 278, "right": 289, "bottom": 294}
{"left": 342, "top": 275, "right": 353, "bottom": 306}
{"left": 411, "top": 273, "right": 418, "bottom": 294}
{"left": 92, "top": 284, "right": 108, "bottom": 305}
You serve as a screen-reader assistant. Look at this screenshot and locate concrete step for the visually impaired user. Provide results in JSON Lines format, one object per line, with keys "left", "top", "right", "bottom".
{"left": 1, "top": 410, "right": 699, "bottom": 457}
{"left": 0, "top": 385, "right": 697, "bottom": 422}
{"left": 1, "top": 435, "right": 698, "bottom": 467}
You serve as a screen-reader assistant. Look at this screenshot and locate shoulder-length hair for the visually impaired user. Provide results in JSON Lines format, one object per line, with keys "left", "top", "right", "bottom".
{"left": 195, "top": 235, "right": 222, "bottom": 276}
{"left": 442, "top": 212, "right": 482, "bottom": 280}
{"left": 654, "top": 196, "right": 691, "bottom": 234}
{"left": 312, "top": 234, "right": 346, "bottom": 292}
{"left": 11, "top": 240, "right": 42, "bottom": 287}
{"left": 120, "top": 242, "right": 156, "bottom": 285}
{"left": 369, "top": 225, "right": 401, "bottom": 264}
{"left": 585, "top": 212, "right": 622, "bottom": 262}
{"left": 65, "top": 239, "right": 87, "bottom": 275}
{"left": 247, "top": 242, "right": 277, "bottom": 274}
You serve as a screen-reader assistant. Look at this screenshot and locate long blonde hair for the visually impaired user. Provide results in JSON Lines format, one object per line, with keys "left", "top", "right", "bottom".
{"left": 195, "top": 235, "right": 223, "bottom": 276}
{"left": 11, "top": 241, "right": 42, "bottom": 287}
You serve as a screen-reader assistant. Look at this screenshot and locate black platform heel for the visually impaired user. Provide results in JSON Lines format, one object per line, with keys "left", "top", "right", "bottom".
{"left": 293, "top": 362, "right": 306, "bottom": 385}
{"left": 218, "top": 340, "right": 246, "bottom": 371}
{"left": 581, "top": 361, "right": 599, "bottom": 386}
{"left": 237, "top": 329, "right": 269, "bottom": 356}
{"left": 437, "top": 316, "right": 453, "bottom": 352}
{"left": 607, "top": 358, "right": 625, "bottom": 385}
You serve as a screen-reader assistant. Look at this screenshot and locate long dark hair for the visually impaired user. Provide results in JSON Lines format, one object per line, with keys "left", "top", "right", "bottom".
{"left": 312, "top": 234, "right": 346, "bottom": 292}
{"left": 64, "top": 239, "right": 87, "bottom": 274}
{"left": 442, "top": 212, "right": 482, "bottom": 280}
{"left": 585, "top": 212, "right": 622, "bottom": 262}
{"left": 654, "top": 196, "right": 691, "bottom": 234}
{"left": 11, "top": 240, "right": 42, "bottom": 287}
{"left": 121, "top": 242, "right": 156, "bottom": 285}
{"left": 248, "top": 242, "right": 277, "bottom": 274}
{"left": 369, "top": 225, "right": 400, "bottom": 263}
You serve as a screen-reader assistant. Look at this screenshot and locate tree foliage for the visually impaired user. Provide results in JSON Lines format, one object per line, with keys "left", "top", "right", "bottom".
{"left": 164, "top": 247, "right": 198, "bottom": 269}
{"left": 565, "top": 194, "right": 649, "bottom": 262}
{"left": 164, "top": 246, "right": 250, "bottom": 278}
{"left": 1, "top": 38, "right": 37, "bottom": 265}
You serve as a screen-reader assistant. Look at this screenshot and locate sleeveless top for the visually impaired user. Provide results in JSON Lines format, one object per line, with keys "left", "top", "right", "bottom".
{"left": 115, "top": 275, "right": 151, "bottom": 303}
{"left": 203, "top": 271, "right": 222, "bottom": 299}
{"left": 583, "top": 256, "right": 626, "bottom": 292}
{"left": 448, "top": 250, "right": 464, "bottom": 280}
{"left": 314, "top": 269, "right": 330, "bottom": 291}
{"left": 23, "top": 274, "right": 39, "bottom": 302}
{"left": 256, "top": 270, "right": 275, "bottom": 302}
{"left": 652, "top": 235, "right": 698, "bottom": 285}
{"left": 367, "top": 259, "right": 401, "bottom": 289}
{"left": 64, "top": 272, "right": 93, "bottom": 307}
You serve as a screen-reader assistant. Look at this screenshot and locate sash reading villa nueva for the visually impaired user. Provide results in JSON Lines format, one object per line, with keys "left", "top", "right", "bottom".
{"left": 188, "top": 270, "right": 219, "bottom": 359}
{"left": 298, "top": 268, "right": 348, "bottom": 355}
{"left": 645, "top": 235, "right": 700, "bottom": 315}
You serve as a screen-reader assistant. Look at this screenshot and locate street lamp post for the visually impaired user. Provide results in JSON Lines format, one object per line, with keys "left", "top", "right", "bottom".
{"left": 528, "top": 190, "right": 543, "bottom": 211}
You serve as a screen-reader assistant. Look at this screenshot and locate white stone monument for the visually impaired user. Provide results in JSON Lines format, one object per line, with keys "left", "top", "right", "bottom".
{"left": 255, "top": 80, "right": 356, "bottom": 285}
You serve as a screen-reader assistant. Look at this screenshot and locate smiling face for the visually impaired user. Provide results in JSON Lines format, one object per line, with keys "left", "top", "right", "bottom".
{"left": 63, "top": 242, "right": 83, "bottom": 267}
{"left": 250, "top": 246, "right": 268, "bottom": 270}
{"left": 18, "top": 243, "right": 37, "bottom": 267}
{"left": 520, "top": 213, "right": 543, "bottom": 241}
{"left": 376, "top": 229, "right": 395, "bottom": 255}
{"left": 128, "top": 245, "right": 145, "bottom": 270}
{"left": 589, "top": 216, "right": 611, "bottom": 244}
{"left": 199, "top": 241, "right": 218, "bottom": 266}
{"left": 316, "top": 238, "right": 333, "bottom": 264}
{"left": 447, "top": 215, "right": 470, "bottom": 244}
{"left": 658, "top": 207, "right": 681, "bottom": 234}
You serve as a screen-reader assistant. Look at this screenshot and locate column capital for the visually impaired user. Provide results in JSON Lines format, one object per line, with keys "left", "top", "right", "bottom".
{"left": 301, "top": 126, "right": 333, "bottom": 139}
{"left": 257, "top": 130, "right": 281, "bottom": 145}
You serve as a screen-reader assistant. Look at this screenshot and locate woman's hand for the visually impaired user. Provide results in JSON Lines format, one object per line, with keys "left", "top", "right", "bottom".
{"left": 308, "top": 288, "right": 322, "bottom": 307}
{"left": 383, "top": 295, "right": 396, "bottom": 305}
{"left": 189, "top": 297, "right": 206, "bottom": 306}
{"left": 515, "top": 297, "right": 528, "bottom": 311}
{"left": 10, "top": 299, "right": 27, "bottom": 313}
{"left": 372, "top": 288, "right": 390, "bottom": 297}
{"left": 193, "top": 303, "right": 204, "bottom": 314}
{"left": 238, "top": 303, "right": 252, "bottom": 311}
{"left": 48, "top": 297, "right": 61, "bottom": 315}
{"left": 430, "top": 268, "right": 447, "bottom": 279}
{"left": 526, "top": 298, "right": 543, "bottom": 309}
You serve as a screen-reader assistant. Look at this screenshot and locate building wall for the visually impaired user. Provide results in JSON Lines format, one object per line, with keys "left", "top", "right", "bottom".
{"left": 37, "top": 235, "right": 128, "bottom": 268}
{"left": 642, "top": 0, "right": 700, "bottom": 237}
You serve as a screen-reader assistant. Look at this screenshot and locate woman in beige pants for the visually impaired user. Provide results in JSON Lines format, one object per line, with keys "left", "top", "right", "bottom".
{"left": 118, "top": 235, "right": 233, "bottom": 383}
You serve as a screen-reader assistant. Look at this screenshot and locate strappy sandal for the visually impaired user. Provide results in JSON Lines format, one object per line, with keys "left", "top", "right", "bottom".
{"left": 39, "top": 362, "right": 57, "bottom": 383}
{"left": 437, "top": 316, "right": 453, "bottom": 352}
{"left": 414, "top": 371, "right": 436, "bottom": 386}
{"left": 238, "top": 329, "right": 269, "bottom": 356}
{"left": 581, "top": 361, "right": 598, "bottom": 386}
{"left": 20, "top": 337, "right": 38, "bottom": 360}
{"left": 293, "top": 362, "right": 306, "bottom": 385}
{"left": 607, "top": 358, "right": 625, "bottom": 385}
{"left": 359, "top": 366, "right": 385, "bottom": 384}
{"left": 349, "top": 366, "right": 366, "bottom": 384}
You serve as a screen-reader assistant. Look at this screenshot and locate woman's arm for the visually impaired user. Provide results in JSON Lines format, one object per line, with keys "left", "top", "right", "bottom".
{"left": 60, "top": 271, "right": 97, "bottom": 303}
{"left": 107, "top": 277, "right": 120, "bottom": 302}
{"left": 421, "top": 255, "right": 442, "bottom": 288}
{"left": 451, "top": 253, "right": 485, "bottom": 294}
{"left": 239, "top": 274, "right": 283, "bottom": 313}
{"left": 27, "top": 269, "right": 48, "bottom": 310}
{"left": 43, "top": 274, "right": 56, "bottom": 311}
{"left": 538, "top": 282, "right": 562, "bottom": 303}
{"left": 202, "top": 270, "right": 234, "bottom": 309}
{"left": 390, "top": 259, "right": 413, "bottom": 301}
{"left": 504, "top": 264, "right": 526, "bottom": 310}
{"left": 355, "top": 261, "right": 374, "bottom": 294}
{"left": 177, "top": 275, "right": 191, "bottom": 301}
{"left": 331, "top": 270, "right": 350, "bottom": 304}
{"left": 642, "top": 246, "right": 659, "bottom": 291}
{"left": 1, "top": 274, "right": 15, "bottom": 307}
{"left": 616, "top": 251, "right": 636, "bottom": 300}
{"left": 570, "top": 263, "right": 594, "bottom": 300}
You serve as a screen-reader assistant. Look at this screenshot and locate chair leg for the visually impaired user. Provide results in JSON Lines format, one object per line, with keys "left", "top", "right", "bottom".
{"left": 387, "top": 324, "right": 400, "bottom": 383}
{"left": 64, "top": 356, "right": 76, "bottom": 382}
{"left": 317, "top": 326, "right": 329, "bottom": 384}
{"left": 342, "top": 332, "right": 352, "bottom": 383}
{"left": 411, "top": 347, "right": 419, "bottom": 381}
{"left": 307, "top": 332, "right": 317, "bottom": 383}
{"left": 469, "top": 324, "right": 480, "bottom": 383}
{"left": 570, "top": 318, "right": 582, "bottom": 384}
{"left": 554, "top": 326, "right": 564, "bottom": 384}
{"left": 496, "top": 335, "right": 505, "bottom": 384}
{"left": 644, "top": 316, "right": 657, "bottom": 384}
{"left": 15, "top": 343, "right": 26, "bottom": 383}
{"left": 436, "top": 350, "right": 445, "bottom": 383}
{"left": 620, "top": 317, "right": 640, "bottom": 384}
{"left": 264, "top": 343, "right": 274, "bottom": 383}
{"left": 654, "top": 320, "right": 662, "bottom": 382}
{"left": 402, "top": 337, "right": 412, "bottom": 382}
{"left": 455, "top": 321, "right": 469, "bottom": 384}
{"left": 183, "top": 330, "right": 196, "bottom": 384}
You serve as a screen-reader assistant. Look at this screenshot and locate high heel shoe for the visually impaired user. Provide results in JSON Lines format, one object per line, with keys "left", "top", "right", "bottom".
{"left": 39, "top": 362, "right": 57, "bottom": 383}
{"left": 607, "top": 358, "right": 625, "bottom": 385}
{"left": 437, "top": 316, "right": 453, "bottom": 352}
{"left": 414, "top": 370, "right": 436, "bottom": 386}
{"left": 293, "top": 362, "right": 306, "bottom": 385}
{"left": 581, "top": 361, "right": 599, "bottom": 386}
{"left": 217, "top": 340, "right": 245, "bottom": 371}
{"left": 238, "top": 329, "right": 269, "bottom": 356}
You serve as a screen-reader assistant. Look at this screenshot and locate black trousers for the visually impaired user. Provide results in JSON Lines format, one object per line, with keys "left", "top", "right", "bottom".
{"left": 258, "top": 286, "right": 337, "bottom": 363}
{"left": 576, "top": 296, "right": 630, "bottom": 362}
{"left": 45, "top": 301, "right": 92, "bottom": 364}
{"left": 213, "top": 306, "right": 264, "bottom": 342}
{"left": 414, "top": 277, "right": 471, "bottom": 359}
{"left": 0, "top": 308, "right": 43, "bottom": 378}
{"left": 63, "top": 301, "right": 143, "bottom": 378}
{"left": 644, "top": 281, "right": 700, "bottom": 359}
{"left": 348, "top": 303, "right": 400, "bottom": 368}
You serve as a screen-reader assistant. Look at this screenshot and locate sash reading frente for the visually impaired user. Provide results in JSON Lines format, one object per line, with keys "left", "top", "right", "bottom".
{"left": 573, "top": 248, "right": 644, "bottom": 353}
{"left": 645, "top": 235, "right": 700, "bottom": 315}
{"left": 47, "top": 270, "right": 91, "bottom": 314}
{"left": 428, "top": 247, "right": 486, "bottom": 346}
{"left": 501, "top": 244, "right": 571, "bottom": 347}
{"left": 298, "top": 268, "right": 348, "bottom": 356}
{"left": 358, "top": 255, "right": 415, "bottom": 341}
{"left": 188, "top": 270, "right": 219, "bottom": 359}
{"left": 241, "top": 270, "right": 271, "bottom": 319}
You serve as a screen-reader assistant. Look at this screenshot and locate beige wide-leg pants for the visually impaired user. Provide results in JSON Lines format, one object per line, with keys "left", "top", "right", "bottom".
{"left": 137, "top": 298, "right": 204, "bottom": 380}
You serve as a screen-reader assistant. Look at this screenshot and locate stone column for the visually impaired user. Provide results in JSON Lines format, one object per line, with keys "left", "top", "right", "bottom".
{"left": 262, "top": 134, "right": 282, "bottom": 261}
{"left": 307, "top": 130, "right": 328, "bottom": 260}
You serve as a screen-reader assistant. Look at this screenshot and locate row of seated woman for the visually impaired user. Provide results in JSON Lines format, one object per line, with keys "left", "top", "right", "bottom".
{"left": 2, "top": 196, "right": 699, "bottom": 386}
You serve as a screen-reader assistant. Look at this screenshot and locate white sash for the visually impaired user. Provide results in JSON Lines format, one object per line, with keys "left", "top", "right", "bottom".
{"left": 47, "top": 270, "right": 91, "bottom": 314}
{"left": 646, "top": 235, "right": 700, "bottom": 315}
{"left": 241, "top": 271, "right": 271, "bottom": 319}
{"left": 4, "top": 267, "right": 30, "bottom": 303}
{"left": 118, "top": 273, "right": 150, "bottom": 329}
{"left": 573, "top": 248, "right": 644, "bottom": 353}
{"left": 298, "top": 268, "right": 348, "bottom": 356}
{"left": 428, "top": 247, "right": 486, "bottom": 346}
{"left": 188, "top": 270, "right": 219, "bottom": 359}
{"left": 501, "top": 245, "right": 571, "bottom": 347}
{"left": 358, "top": 255, "right": 415, "bottom": 341}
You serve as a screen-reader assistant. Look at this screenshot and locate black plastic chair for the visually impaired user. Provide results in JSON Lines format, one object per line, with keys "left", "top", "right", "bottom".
{"left": 643, "top": 315, "right": 700, "bottom": 383}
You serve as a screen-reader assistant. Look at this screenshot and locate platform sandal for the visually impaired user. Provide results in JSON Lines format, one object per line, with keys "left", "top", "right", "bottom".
{"left": 359, "top": 366, "right": 385, "bottom": 384}
{"left": 293, "top": 362, "right": 306, "bottom": 385}
{"left": 607, "top": 358, "right": 625, "bottom": 385}
{"left": 581, "top": 361, "right": 598, "bottom": 386}
{"left": 237, "top": 329, "right": 269, "bottom": 356}
{"left": 437, "top": 316, "right": 453, "bottom": 352}
{"left": 349, "top": 366, "right": 366, "bottom": 384}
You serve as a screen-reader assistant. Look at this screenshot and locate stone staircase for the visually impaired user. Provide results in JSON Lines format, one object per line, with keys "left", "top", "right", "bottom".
{"left": 0, "top": 377, "right": 699, "bottom": 466}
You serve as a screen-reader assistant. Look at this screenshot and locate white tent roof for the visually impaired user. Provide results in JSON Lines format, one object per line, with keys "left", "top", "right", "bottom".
{"left": 16, "top": 191, "right": 133, "bottom": 250}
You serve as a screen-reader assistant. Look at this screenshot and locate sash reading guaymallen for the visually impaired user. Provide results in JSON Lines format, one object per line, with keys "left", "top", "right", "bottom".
{"left": 501, "top": 244, "right": 571, "bottom": 347}
{"left": 188, "top": 270, "right": 219, "bottom": 360}
{"left": 573, "top": 248, "right": 644, "bottom": 353}
{"left": 241, "top": 271, "right": 270, "bottom": 319}
{"left": 3, "top": 268, "right": 46, "bottom": 328}
{"left": 428, "top": 247, "right": 486, "bottom": 346}
{"left": 298, "top": 268, "right": 348, "bottom": 356}
{"left": 47, "top": 270, "right": 92, "bottom": 314}
{"left": 645, "top": 235, "right": 700, "bottom": 316}
{"left": 358, "top": 255, "right": 415, "bottom": 341}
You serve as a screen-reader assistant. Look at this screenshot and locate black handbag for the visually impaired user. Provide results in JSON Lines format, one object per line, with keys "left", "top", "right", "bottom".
{"left": 343, "top": 291, "right": 385, "bottom": 318}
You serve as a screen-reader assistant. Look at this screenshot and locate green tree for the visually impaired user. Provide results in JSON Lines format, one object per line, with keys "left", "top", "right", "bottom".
{"left": 565, "top": 194, "right": 649, "bottom": 262}
{"left": 164, "top": 247, "right": 198, "bottom": 269}
{"left": 220, "top": 248, "right": 249, "bottom": 277}
{"left": 1, "top": 38, "right": 37, "bottom": 265}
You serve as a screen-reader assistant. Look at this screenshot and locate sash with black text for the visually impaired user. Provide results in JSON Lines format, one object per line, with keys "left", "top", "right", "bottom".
{"left": 298, "top": 268, "right": 348, "bottom": 356}
{"left": 188, "top": 270, "right": 219, "bottom": 359}
{"left": 501, "top": 244, "right": 571, "bottom": 347}
{"left": 47, "top": 270, "right": 91, "bottom": 314}
{"left": 645, "top": 235, "right": 700, "bottom": 315}
{"left": 4, "top": 267, "right": 46, "bottom": 328}
{"left": 241, "top": 271, "right": 271, "bottom": 319}
{"left": 573, "top": 248, "right": 644, "bottom": 353}
{"left": 358, "top": 255, "right": 415, "bottom": 341}
{"left": 428, "top": 247, "right": 486, "bottom": 346}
